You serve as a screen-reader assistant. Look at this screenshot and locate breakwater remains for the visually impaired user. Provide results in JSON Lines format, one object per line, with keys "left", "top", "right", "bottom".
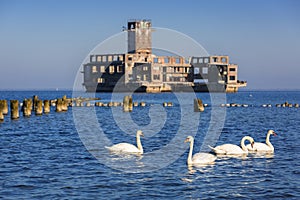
{"left": 0, "top": 95, "right": 298, "bottom": 123}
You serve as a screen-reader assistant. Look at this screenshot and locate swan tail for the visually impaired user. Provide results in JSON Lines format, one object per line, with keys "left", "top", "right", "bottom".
{"left": 208, "top": 145, "right": 225, "bottom": 154}
{"left": 208, "top": 145, "right": 216, "bottom": 151}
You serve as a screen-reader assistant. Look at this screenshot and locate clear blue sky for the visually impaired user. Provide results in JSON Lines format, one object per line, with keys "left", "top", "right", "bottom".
{"left": 0, "top": 0, "right": 299, "bottom": 90}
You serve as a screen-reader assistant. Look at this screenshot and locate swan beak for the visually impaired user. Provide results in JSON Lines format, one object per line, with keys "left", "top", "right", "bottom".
{"left": 251, "top": 142, "right": 255, "bottom": 148}
{"left": 184, "top": 138, "right": 189, "bottom": 143}
{"left": 140, "top": 133, "right": 144, "bottom": 137}
{"left": 273, "top": 132, "right": 277, "bottom": 136}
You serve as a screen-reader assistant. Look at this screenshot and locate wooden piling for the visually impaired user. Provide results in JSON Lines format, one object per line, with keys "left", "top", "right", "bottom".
{"left": 44, "top": 100, "right": 50, "bottom": 113}
{"left": 35, "top": 100, "right": 43, "bottom": 115}
{"left": 10, "top": 100, "right": 19, "bottom": 119}
{"left": 0, "top": 100, "right": 4, "bottom": 121}
{"left": 0, "top": 100, "right": 8, "bottom": 115}
{"left": 123, "top": 95, "right": 133, "bottom": 112}
{"left": 22, "top": 99, "right": 32, "bottom": 117}
{"left": 62, "top": 95, "right": 67, "bottom": 102}
{"left": 194, "top": 99, "right": 204, "bottom": 112}
{"left": 33, "top": 95, "right": 38, "bottom": 111}
{"left": 62, "top": 99, "right": 68, "bottom": 111}
{"left": 56, "top": 99, "right": 63, "bottom": 112}
{"left": 0, "top": 111, "right": 3, "bottom": 122}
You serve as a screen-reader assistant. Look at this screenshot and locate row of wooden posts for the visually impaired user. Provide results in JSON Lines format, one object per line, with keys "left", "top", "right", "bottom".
{"left": 221, "top": 101, "right": 300, "bottom": 108}
{"left": 0, "top": 95, "right": 205, "bottom": 121}
{"left": 0, "top": 95, "right": 70, "bottom": 121}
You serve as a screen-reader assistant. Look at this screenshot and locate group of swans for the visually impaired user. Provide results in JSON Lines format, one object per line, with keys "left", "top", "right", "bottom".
{"left": 105, "top": 129, "right": 276, "bottom": 166}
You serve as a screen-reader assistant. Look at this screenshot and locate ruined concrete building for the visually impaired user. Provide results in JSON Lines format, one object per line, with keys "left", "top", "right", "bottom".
{"left": 83, "top": 19, "right": 247, "bottom": 93}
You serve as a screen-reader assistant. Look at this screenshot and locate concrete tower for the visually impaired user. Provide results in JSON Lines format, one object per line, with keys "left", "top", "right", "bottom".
{"left": 127, "top": 19, "right": 152, "bottom": 54}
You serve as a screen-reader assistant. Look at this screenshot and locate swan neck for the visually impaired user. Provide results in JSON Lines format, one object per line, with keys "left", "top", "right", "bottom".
{"left": 187, "top": 140, "right": 194, "bottom": 164}
{"left": 265, "top": 132, "right": 274, "bottom": 149}
{"left": 136, "top": 135, "right": 143, "bottom": 153}
{"left": 241, "top": 137, "right": 249, "bottom": 152}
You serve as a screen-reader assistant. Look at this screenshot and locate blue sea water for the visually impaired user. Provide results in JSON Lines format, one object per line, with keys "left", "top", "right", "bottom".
{"left": 0, "top": 90, "right": 299, "bottom": 199}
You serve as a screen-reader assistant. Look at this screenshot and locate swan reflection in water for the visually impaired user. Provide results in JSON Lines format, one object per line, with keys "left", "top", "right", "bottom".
{"left": 181, "top": 164, "right": 215, "bottom": 183}
{"left": 250, "top": 153, "right": 274, "bottom": 159}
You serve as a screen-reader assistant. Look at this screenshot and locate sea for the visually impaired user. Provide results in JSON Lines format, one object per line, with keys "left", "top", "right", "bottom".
{"left": 0, "top": 90, "right": 299, "bottom": 199}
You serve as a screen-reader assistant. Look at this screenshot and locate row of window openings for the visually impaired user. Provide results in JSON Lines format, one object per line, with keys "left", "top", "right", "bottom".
{"left": 135, "top": 75, "right": 185, "bottom": 82}
{"left": 92, "top": 66, "right": 123, "bottom": 74}
{"left": 153, "top": 58, "right": 189, "bottom": 64}
{"left": 97, "top": 76, "right": 235, "bottom": 83}
{"left": 141, "top": 66, "right": 190, "bottom": 73}
{"left": 192, "top": 57, "right": 227, "bottom": 64}
{"left": 91, "top": 55, "right": 124, "bottom": 62}
{"left": 194, "top": 67, "right": 236, "bottom": 74}
{"left": 194, "top": 67, "right": 208, "bottom": 74}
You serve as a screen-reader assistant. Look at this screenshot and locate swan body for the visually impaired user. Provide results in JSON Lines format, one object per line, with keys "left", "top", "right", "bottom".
{"left": 209, "top": 136, "right": 255, "bottom": 155}
{"left": 105, "top": 130, "right": 144, "bottom": 154}
{"left": 246, "top": 130, "right": 276, "bottom": 153}
{"left": 185, "top": 136, "right": 217, "bottom": 165}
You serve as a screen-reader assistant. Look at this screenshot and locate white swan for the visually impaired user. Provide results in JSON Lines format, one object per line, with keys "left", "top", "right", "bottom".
{"left": 209, "top": 136, "right": 255, "bottom": 155}
{"left": 105, "top": 130, "right": 144, "bottom": 154}
{"left": 246, "top": 130, "right": 276, "bottom": 153}
{"left": 185, "top": 136, "right": 217, "bottom": 165}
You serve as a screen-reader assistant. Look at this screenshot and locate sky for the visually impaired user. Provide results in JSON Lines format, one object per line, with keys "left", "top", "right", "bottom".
{"left": 0, "top": 0, "right": 299, "bottom": 90}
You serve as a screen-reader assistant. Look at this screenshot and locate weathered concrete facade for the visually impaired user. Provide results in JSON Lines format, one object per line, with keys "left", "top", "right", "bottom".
{"left": 83, "top": 19, "right": 246, "bottom": 93}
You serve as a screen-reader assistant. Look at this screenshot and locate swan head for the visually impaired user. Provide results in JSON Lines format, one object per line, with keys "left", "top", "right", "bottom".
{"left": 243, "top": 136, "right": 255, "bottom": 148}
{"left": 184, "top": 136, "right": 194, "bottom": 143}
{"left": 268, "top": 130, "right": 277, "bottom": 136}
{"left": 137, "top": 130, "right": 144, "bottom": 137}
{"left": 248, "top": 137, "right": 255, "bottom": 148}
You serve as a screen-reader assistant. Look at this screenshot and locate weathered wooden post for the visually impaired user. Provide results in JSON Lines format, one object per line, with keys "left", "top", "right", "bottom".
{"left": 0, "top": 100, "right": 4, "bottom": 121}
{"left": 22, "top": 99, "right": 32, "bottom": 117}
{"left": 123, "top": 95, "right": 133, "bottom": 112}
{"left": 0, "top": 111, "right": 3, "bottom": 121}
{"left": 33, "top": 95, "right": 38, "bottom": 111}
{"left": 62, "top": 99, "right": 68, "bottom": 111}
{"left": 35, "top": 100, "right": 43, "bottom": 115}
{"left": 194, "top": 98, "right": 204, "bottom": 112}
{"left": 10, "top": 100, "right": 19, "bottom": 119}
{"left": 2, "top": 100, "right": 8, "bottom": 115}
{"left": 56, "top": 99, "right": 63, "bottom": 112}
{"left": 62, "top": 95, "right": 67, "bottom": 101}
{"left": 44, "top": 100, "right": 50, "bottom": 113}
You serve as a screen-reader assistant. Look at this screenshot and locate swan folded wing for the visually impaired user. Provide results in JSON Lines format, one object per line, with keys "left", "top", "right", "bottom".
{"left": 192, "top": 153, "right": 216, "bottom": 164}
{"left": 246, "top": 142, "right": 273, "bottom": 153}
{"left": 106, "top": 143, "right": 141, "bottom": 153}
{"left": 214, "top": 144, "right": 246, "bottom": 155}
